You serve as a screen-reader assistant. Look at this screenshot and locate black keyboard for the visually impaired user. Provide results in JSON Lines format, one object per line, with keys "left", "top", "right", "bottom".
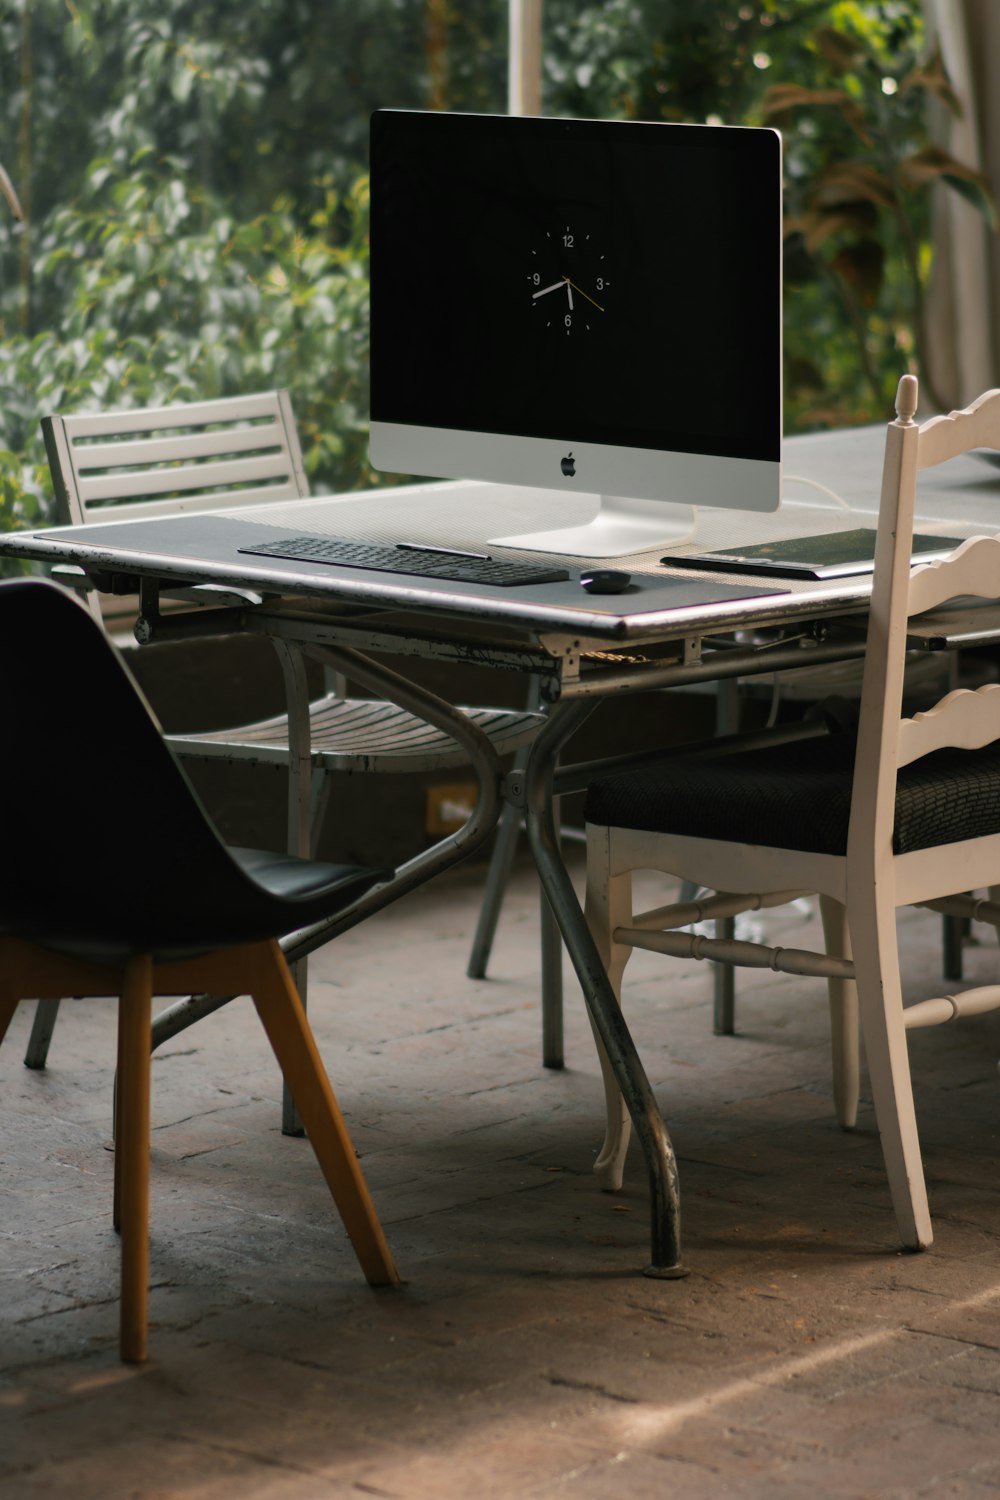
{"left": 238, "top": 535, "right": 569, "bottom": 587}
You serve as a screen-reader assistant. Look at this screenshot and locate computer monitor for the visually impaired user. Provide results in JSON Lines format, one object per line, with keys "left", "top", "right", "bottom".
{"left": 369, "top": 109, "right": 782, "bottom": 558}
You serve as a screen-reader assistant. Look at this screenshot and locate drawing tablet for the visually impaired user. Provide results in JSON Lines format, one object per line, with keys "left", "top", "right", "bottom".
{"left": 662, "top": 528, "right": 965, "bottom": 581}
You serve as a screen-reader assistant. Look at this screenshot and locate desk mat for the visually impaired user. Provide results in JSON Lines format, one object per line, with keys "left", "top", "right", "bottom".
{"left": 57, "top": 513, "right": 790, "bottom": 617}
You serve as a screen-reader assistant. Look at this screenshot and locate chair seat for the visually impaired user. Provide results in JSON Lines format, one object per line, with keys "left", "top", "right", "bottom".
{"left": 229, "top": 845, "right": 389, "bottom": 901}
{"left": 167, "top": 694, "right": 545, "bottom": 772}
{"left": 584, "top": 731, "right": 1000, "bottom": 856}
{"left": 20, "top": 848, "right": 392, "bottom": 966}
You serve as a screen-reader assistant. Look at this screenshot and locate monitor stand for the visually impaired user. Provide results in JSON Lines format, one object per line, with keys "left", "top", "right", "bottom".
{"left": 491, "top": 494, "right": 697, "bottom": 558}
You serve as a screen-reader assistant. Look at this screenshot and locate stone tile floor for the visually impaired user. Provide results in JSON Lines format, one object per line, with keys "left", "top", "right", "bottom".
{"left": 3, "top": 850, "right": 1000, "bottom": 1498}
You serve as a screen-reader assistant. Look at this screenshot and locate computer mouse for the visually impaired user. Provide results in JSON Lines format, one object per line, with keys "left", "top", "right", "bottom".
{"left": 580, "top": 569, "right": 632, "bottom": 595}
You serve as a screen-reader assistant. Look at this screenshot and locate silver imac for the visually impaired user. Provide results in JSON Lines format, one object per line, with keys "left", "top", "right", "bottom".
{"left": 369, "top": 110, "right": 782, "bottom": 558}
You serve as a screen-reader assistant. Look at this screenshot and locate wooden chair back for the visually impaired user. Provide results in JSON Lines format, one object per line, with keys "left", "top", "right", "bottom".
{"left": 42, "top": 389, "right": 309, "bottom": 527}
{"left": 849, "top": 376, "right": 1000, "bottom": 876}
{"left": 41, "top": 390, "right": 309, "bottom": 628}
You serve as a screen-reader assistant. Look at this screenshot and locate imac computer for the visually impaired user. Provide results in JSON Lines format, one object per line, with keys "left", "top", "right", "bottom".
{"left": 369, "top": 109, "right": 782, "bottom": 558}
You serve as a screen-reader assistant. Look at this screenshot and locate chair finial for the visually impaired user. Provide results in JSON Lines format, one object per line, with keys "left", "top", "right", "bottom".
{"left": 895, "top": 374, "right": 918, "bottom": 424}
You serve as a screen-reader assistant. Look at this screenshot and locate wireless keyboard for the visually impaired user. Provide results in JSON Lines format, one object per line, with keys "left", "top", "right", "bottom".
{"left": 238, "top": 535, "right": 570, "bottom": 587}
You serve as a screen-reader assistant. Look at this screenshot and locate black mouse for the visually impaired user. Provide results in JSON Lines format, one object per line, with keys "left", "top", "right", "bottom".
{"left": 580, "top": 569, "right": 632, "bottom": 595}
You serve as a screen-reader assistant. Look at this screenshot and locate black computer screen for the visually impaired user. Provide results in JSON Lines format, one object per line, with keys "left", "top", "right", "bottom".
{"left": 370, "top": 110, "right": 781, "bottom": 464}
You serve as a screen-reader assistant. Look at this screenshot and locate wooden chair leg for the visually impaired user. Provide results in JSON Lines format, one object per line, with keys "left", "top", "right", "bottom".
{"left": 116, "top": 954, "right": 153, "bottom": 1364}
{"left": 849, "top": 889, "right": 931, "bottom": 1250}
{"left": 113, "top": 999, "right": 125, "bottom": 1234}
{"left": 248, "top": 941, "right": 399, "bottom": 1288}
{"left": 819, "top": 895, "right": 860, "bottom": 1130}
{"left": 588, "top": 1010, "right": 632, "bottom": 1194}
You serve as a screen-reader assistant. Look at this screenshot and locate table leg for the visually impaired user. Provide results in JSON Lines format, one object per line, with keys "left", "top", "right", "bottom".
{"left": 466, "top": 676, "right": 566, "bottom": 1070}
{"left": 523, "top": 699, "right": 686, "bottom": 1277}
{"left": 539, "top": 817, "right": 565, "bottom": 1069}
{"left": 466, "top": 795, "right": 524, "bottom": 980}
{"left": 150, "top": 642, "right": 506, "bottom": 1049}
{"left": 275, "top": 640, "right": 313, "bottom": 1137}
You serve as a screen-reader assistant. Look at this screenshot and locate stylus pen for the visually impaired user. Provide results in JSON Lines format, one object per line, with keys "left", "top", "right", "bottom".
{"left": 396, "top": 541, "right": 492, "bottom": 560}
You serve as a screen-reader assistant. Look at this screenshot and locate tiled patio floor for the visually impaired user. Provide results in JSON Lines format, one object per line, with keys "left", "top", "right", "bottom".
{"left": 4, "top": 850, "right": 1000, "bottom": 1498}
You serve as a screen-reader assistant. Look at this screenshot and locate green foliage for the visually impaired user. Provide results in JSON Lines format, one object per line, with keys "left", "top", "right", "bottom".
{"left": 542, "top": 0, "right": 832, "bottom": 125}
{"left": 0, "top": 1, "right": 505, "bottom": 529}
{"left": 766, "top": 10, "right": 995, "bottom": 426}
{"left": 0, "top": 155, "right": 378, "bottom": 514}
{"left": 0, "top": 1, "right": 995, "bottom": 540}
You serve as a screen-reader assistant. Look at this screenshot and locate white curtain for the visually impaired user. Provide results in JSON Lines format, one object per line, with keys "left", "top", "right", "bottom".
{"left": 924, "top": 0, "right": 999, "bottom": 408}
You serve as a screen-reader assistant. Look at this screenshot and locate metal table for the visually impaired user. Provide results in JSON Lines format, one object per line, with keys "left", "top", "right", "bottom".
{"left": 5, "top": 422, "right": 1000, "bottom": 1276}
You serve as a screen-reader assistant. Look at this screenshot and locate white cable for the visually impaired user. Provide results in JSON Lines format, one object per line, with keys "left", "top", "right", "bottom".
{"left": 782, "top": 473, "right": 852, "bottom": 511}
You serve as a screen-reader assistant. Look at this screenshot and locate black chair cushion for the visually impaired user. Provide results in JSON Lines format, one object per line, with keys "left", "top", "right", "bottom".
{"left": 584, "top": 731, "right": 1000, "bottom": 856}
{"left": 229, "top": 847, "right": 379, "bottom": 902}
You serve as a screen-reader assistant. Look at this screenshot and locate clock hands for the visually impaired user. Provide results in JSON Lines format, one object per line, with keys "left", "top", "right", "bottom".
{"left": 532, "top": 278, "right": 568, "bottom": 300}
{"left": 532, "top": 274, "right": 605, "bottom": 313}
{"left": 561, "top": 274, "right": 604, "bottom": 313}
{"left": 528, "top": 227, "right": 608, "bottom": 337}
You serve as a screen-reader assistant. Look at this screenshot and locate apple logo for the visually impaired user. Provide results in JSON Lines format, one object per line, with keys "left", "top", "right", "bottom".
{"left": 560, "top": 452, "right": 576, "bottom": 477}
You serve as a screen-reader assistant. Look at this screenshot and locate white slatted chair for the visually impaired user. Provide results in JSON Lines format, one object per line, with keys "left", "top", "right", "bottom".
{"left": 582, "top": 375, "right": 1000, "bottom": 1251}
{"left": 27, "top": 392, "right": 544, "bottom": 1070}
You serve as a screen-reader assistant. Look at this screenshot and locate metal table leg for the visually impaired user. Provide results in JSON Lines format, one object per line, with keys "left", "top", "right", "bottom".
{"left": 522, "top": 700, "right": 686, "bottom": 1277}
{"left": 149, "top": 641, "right": 506, "bottom": 1052}
{"left": 23, "top": 997, "right": 61, "bottom": 1069}
{"left": 275, "top": 639, "right": 312, "bottom": 1136}
{"left": 467, "top": 795, "right": 524, "bottom": 980}
{"left": 713, "top": 679, "right": 739, "bottom": 1035}
{"left": 467, "top": 676, "right": 566, "bottom": 1070}
{"left": 539, "top": 797, "right": 564, "bottom": 1070}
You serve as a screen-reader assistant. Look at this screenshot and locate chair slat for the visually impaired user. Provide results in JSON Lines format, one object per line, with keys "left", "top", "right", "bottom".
{"left": 167, "top": 699, "right": 544, "bottom": 771}
{"left": 917, "top": 386, "right": 1000, "bottom": 471}
{"left": 79, "top": 484, "right": 305, "bottom": 522}
{"left": 60, "top": 392, "right": 287, "bottom": 440}
{"left": 74, "top": 423, "right": 286, "bottom": 474}
{"left": 896, "top": 683, "right": 1000, "bottom": 768}
{"left": 908, "top": 535, "right": 1000, "bottom": 617}
{"left": 78, "top": 452, "right": 296, "bottom": 504}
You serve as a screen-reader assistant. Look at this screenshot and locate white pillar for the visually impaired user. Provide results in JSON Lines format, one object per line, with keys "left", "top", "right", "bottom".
{"left": 923, "top": 0, "right": 996, "bottom": 405}
{"left": 508, "top": 0, "right": 543, "bottom": 116}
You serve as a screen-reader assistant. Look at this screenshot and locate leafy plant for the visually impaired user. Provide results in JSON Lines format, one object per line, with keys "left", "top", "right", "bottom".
{"left": 765, "top": 14, "right": 996, "bottom": 424}
{"left": 542, "top": 0, "right": 832, "bottom": 126}
{"left": 0, "top": 154, "right": 380, "bottom": 522}
{"left": 0, "top": 0, "right": 506, "bottom": 533}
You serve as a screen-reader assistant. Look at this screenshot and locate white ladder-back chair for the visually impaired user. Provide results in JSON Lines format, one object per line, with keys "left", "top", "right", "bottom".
{"left": 28, "top": 392, "right": 544, "bottom": 1080}
{"left": 583, "top": 375, "right": 1000, "bottom": 1251}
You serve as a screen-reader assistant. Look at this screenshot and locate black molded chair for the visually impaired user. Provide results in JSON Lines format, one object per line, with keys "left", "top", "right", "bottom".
{"left": 27, "top": 392, "right": 545, "bottom": 1092}
{"left": 0, "top": 579, "right": 399, "bottom": 1362}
